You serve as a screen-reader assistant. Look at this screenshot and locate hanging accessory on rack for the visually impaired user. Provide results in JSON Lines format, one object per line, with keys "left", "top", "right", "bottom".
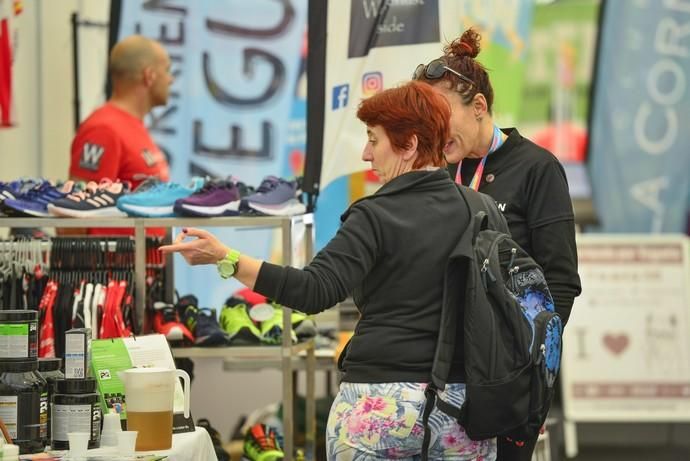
{"left": 217, "top": 249, "right": 241, "bottom": 279}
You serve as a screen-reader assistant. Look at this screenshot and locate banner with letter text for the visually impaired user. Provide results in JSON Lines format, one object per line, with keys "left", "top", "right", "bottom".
{"left": 113, "top": 0, "right": 307, "bottom": 306}
{"left": 588, "top": 0, "right": 690, "bottom": 233}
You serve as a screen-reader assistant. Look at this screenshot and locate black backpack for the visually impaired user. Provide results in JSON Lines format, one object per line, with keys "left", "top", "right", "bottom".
{"left": 420, "top": 186, "right": 563, "bottom": 459}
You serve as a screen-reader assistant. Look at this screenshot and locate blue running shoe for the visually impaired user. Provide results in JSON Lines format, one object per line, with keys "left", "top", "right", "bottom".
{"left": 3, "top": 181, "right": 77, "bottom": 217}
{"left": 117, "top": 177, "right": 205, "bottom": 217}
{"left": 183, "top": 305, "right": 230, "bottom": 347}
{"left": 0, "top": 179, "right": 43, "bottom": 215}
{"left": 0, "top": 180, "right": 23, "bottom": 215}
{"left": 47, "top": 179, "right": 128, "bottom": 218}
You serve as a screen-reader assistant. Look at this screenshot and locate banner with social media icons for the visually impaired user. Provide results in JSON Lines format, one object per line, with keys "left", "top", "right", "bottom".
{"left": 114, "top": 0, "right": 308, "bottom": 307}
{"left": 321, "top": 0, "right": 535, "bottom": 193}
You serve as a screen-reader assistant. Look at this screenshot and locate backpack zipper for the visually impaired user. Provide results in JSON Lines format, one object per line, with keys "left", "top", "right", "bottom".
{"left": 479, "top": 234, "right": 505, "bottom": 286}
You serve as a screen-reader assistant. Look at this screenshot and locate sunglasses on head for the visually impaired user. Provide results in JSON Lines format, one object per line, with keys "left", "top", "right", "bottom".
{"left": 413, "top": 59, "right": 475, "bottom": 87}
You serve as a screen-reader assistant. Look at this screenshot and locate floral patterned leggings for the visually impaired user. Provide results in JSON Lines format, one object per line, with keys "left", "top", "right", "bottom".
{"left": 326, "top": 382, "right": 497, "bottom": 460}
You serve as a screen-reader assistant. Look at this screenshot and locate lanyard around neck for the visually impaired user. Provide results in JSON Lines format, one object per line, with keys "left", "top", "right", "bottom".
{"left": 455, "top": 125, "right": 504, "bottom": 191}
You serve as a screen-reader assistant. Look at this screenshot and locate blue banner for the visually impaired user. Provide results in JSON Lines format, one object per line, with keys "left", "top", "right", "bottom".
{"left": 117, "top": 0, "right": 307, "bottom": 306}
{"left": 589, "top": 0, "right": 690, "bottom": 233}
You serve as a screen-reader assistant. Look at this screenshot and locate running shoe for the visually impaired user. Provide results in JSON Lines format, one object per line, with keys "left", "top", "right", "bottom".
{"left": 117, "top": 177, "right": 205, "bottom": 217}
{"left": 291, "top": 311, "right": 317, "bottom": 341}
{"left": 242, "top": 424, "right": 284, "bottom": 461}
{"left": 153, "top": 302, "right": 194, "bottom": 343}
{"left": 182, "top": 305, "right": 230, "bottom": 347}
{"left": 241, "top": 176, "right": 305, "bottom": 216}
{"left": 259, "top": 304, "right": 297, "bottom": 345}
{"left": 2, "top": 181, "right": 77, "bottom": 217}
{"left": 219, "top": 303, "right": 262, "bottom": 346}
{"left": 173, "top": 180, "right": 242, "bottom": 217}
{"left": 0, "top": 180, "right": 25, "bottom": 216}
{"left": 48, "top": 179, "right": 130, "bottom": 218}
{"left": 231, "top": 288, "right": 267, "bottom": 307}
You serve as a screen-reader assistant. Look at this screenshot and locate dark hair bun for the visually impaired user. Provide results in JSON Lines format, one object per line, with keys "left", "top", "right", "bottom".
{"left": 445, "top": 28, "right": 481, "bottom": 59}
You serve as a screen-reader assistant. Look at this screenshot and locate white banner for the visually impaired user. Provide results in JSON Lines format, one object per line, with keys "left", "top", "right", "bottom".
{"left": 561, "top": 235, "right": 690, "bottom": 422}
{"left": 321, "top": 0, "right": 535, "bottom": 191}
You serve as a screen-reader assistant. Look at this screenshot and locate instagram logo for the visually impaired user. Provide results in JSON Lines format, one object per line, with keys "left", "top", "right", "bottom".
{"left": 362, "top": 72, "right": 384, "bottom": 96}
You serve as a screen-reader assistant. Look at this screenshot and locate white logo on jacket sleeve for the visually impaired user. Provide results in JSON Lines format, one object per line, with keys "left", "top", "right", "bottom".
{"left": 79, "top": 143, "right": 105, "bottom": 171}
{"left": 141, "top": 149, "right": 157, "bottom": 167}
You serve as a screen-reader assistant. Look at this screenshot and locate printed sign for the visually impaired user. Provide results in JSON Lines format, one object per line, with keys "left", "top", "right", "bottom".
{"left": 561, "top": 235, "right": 690, "bottom": 422}
{"left": 348, "top": 0, "right": 439, "bottom": 58}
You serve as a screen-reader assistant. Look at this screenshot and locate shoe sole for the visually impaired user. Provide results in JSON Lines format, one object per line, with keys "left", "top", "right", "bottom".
{"left": 195, "top": 331, "right": 230, "bottom": 347}
{"left": 175, "top": 200, "right": 241, "bottom": 217}
{"left": 12, "top": 208, "right": 51, "bottom": 217}
{"left": 247, "top": 199, "right": 306, "bottom": 216}
{"left": 118, "top": 203, "right": 175, "bottom": 217}
{"left": 48, "top": 204, "right": 128, "bottom": 218}
{"left": 228, "top": 328, "right": 262, "bottom": 346}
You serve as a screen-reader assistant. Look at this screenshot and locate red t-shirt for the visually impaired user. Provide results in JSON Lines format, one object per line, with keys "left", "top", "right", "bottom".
{"left": 70, "top": 102, "right": 170, "bottom": 236}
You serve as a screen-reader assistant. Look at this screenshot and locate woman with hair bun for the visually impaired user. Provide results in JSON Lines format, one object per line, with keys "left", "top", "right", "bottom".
{"left": 162, "top": 80, "right": 497, "bottom": 460}
{"left": 415, "top": 28, "right": 582, "bottom": 461}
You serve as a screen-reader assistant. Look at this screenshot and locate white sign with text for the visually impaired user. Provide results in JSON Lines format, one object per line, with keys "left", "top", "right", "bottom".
{"left": 561, "top": 235, "right": 690, "bottom": 422}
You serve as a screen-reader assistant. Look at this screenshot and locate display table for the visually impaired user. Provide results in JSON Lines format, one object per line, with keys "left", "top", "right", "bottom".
{"left": 28, "top": 427, "right": 217, "bottom": 461}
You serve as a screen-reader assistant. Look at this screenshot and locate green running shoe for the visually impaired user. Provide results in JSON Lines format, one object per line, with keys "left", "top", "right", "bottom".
{"left": 219, "top": 303, "right": 263, "bottom": 345}
{"left": 260, "top": 304, "right": 297, "bottom": 345}
{"left": 242, "top": 424, "right": 284, "bottom": 461}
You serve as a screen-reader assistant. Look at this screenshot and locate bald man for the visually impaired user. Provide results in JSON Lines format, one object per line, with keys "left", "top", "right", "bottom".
{"left": 69, "top": 35, "right": 172, "bottom": 188}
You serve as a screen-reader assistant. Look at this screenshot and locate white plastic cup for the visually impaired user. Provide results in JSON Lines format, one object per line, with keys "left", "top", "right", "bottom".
{"left": 67, "top": 432, "right": 90, "bottom": 457}
{"left": 100, "top": 411, "right": 122, "bottom": 447}
{"left": 118, "top": 430, "right": 138, "bottom": 456}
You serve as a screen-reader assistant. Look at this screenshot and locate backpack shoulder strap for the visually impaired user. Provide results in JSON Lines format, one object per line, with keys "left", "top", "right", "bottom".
{"left": 456, "top": 184, "right": 510, "bottom": 235}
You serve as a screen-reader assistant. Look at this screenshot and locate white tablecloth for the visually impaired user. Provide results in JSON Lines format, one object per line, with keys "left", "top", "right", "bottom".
{"left": 49, "top": 427, "right": 217, "bottom": 461}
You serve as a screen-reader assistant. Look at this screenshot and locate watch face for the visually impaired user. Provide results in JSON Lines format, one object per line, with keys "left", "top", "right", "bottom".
{"left": 219, "top": 259, "right": 236, "bottom": 277}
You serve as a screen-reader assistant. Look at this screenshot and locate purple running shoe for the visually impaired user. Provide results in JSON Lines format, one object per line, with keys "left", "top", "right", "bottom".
{"left": 173, "top": 180, "right": 241, "bottom": 217}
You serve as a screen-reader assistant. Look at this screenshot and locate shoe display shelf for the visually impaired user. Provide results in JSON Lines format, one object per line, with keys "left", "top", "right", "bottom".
{"left": 0, "top": 214, "right": 317, "bottom": 461}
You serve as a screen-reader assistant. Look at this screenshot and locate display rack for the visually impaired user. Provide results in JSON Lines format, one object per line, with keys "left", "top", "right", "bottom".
{"left": 0, "top": 214, "right": 317, "bottom": 461}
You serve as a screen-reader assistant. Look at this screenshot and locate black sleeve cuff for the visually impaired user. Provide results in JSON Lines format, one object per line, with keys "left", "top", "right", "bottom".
{"left": 552, "top": 294, "right": 574, "bottom": 326}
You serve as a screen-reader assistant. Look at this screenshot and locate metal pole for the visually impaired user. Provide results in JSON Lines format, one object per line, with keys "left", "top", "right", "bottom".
{"left": 305, "top": 342, "right": 316, "bottom": 460}
{"left": 70, "top": 12, "right": 81, "bottom": 131}
{"left": 282, "top": 217, "right": 294, "bottom": 460}
{"left": 134, "top": 220, "right": 147, "bottom": 334}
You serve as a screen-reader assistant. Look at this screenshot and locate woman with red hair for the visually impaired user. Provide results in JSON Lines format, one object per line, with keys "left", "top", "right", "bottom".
{"left": 161, "top": 81, "right": 497, "bottom": 460}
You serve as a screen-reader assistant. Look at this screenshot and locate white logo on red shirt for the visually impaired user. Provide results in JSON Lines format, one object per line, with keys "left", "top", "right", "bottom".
{"left": 79, "top": 143, "right": 105, "bottom": 171}
{"left": 141, "top": 149, "right": 157, "bottom": 167}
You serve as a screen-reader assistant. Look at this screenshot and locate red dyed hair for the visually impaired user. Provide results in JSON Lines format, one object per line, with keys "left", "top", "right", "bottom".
{"left": 356, "top": 81, "right": 451, "bottom": 169}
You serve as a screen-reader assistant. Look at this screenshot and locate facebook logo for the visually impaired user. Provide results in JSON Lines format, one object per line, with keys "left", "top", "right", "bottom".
{"left": 332, "top": 84, "right": 350, "bottom": 110}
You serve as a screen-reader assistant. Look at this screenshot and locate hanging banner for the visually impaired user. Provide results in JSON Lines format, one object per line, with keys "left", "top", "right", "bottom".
{"left": 115, "top": 0, "right": 307, "bottom": 306}
{"left": 320, "top": 0, "right": 535, "bottom": 193}
{"left": 517, "top": 0, "right": 600, "bottom": 200}
{"left": 588, "top": 0, "right": 690, "bottom": 233}
{"left": 116, "top": 0, "right": 306, "bottom": 185}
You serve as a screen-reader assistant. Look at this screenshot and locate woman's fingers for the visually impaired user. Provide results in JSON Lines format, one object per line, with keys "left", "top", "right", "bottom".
{"left": 181, "top": 227, "right": 214, "bottom": 239}
{"left": 159, "top": 242, "right": 190, "bottom": 254}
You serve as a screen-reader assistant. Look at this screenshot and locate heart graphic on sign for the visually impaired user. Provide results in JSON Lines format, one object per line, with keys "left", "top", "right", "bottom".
{"left": 603, "top": 334, "right": 629, "bottom": 355}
